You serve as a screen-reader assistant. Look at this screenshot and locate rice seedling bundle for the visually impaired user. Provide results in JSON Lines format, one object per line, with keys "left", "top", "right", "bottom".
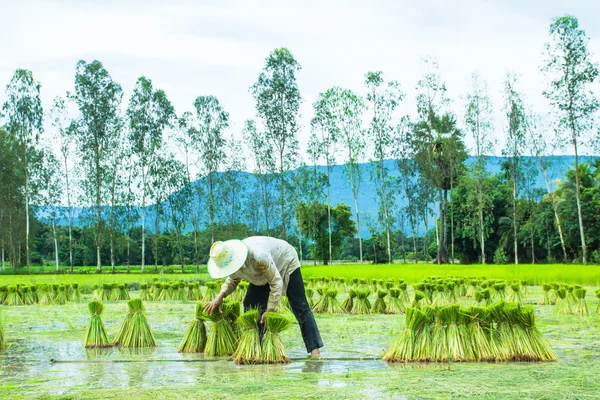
{"left": 151, "top": 282, "right": 162, "bottom": 300}
{"left": 139, "top": 283, "right": 151, "bottom": 301}
{"left": 555, "top": 288, "right": 571, "bottom": 315}
{"left": 202, "top": 300, "right": 237, "bottom": 357}
{"left": 0, "top": 286, "right": 7, "bottom": 304}
{"left": 595, "top": 289, "right": 600, "bottom": 313}
{"left": 305, "top": 288, "right": 315, "bottom": 308}
{"left": 312, "top": 287, "right": 330, "bottom": 313}
{"left": 351, "top": 278, "right": 359, "bottom": 288}
{"left": 70, "top": 283, "right": 82, "bottom": 303}
{"left": 573, "top": 288, "right": 588, "bottom": 316}
{"left": 324, "top": 289, "right": 345, "bottom": 314}
{"left": 113, "top": 298, "right": 156, "bottom": 348}
{"left": 30, "top": 285, "right": 39, "bottom": 303}
{"left": 383, "top": 302, "right": 556, "bottom": 363}
{"left": 386, "top": 289, "right": 405, "bottom": 314}
{"left": 100, "top": 284, "right": 111, "bottom": 301}
{"left": 566, "top": 285, "right": 576, "bottom": 306}
{"left": 178, "top": 302, "right": 207, "bottom": 353}
{"left": 202, "top": 282, "right": 218, "bottom": 303}
{"left": 176, "top": 282, "right": 187, "bottom": 301}
{"left": 186, "top": 282, "right": 201, "bottom": 301}
{"left": 398, "top": 282, "right": 410, "bottom": 304}
{"left": 341, "top": 289, "right": 355, "bottom": 313}
{"left": 550, "top": 283, "right": 560, "bottom": 303}
{"left": 54, "top": 285, "right": 68, "bottom": 305}
{"left": 92, "top": 285, "right": 99, "bottom": 300}
{"left": 370, "top": 279, "right": 378, "bottom": 292}
{"left": 37, "top": 285, "right": 54, "bottom": 305}
{"left": 167, "top": 283, "right": 176, "bottom": 300}
{"left": 507, "top": 283, "right": 522, "bottom": 303}
{"left": 83, "top": 301, "right": 111, "bottom": 348}
{"left": 0, "top": 311, "right": 4, "bottom": 349}
{"left": 259, "top": 312, "right": 292, "bottom": 364}
{"left": 4, "top": 286, "right": 23, "bottom": 306}
{"left": 372, "top": 290, "right": 388, "bottom": 314}
{"left": 538, "top": 284, "right": 552, "bottom": 305}
{"left": 493, "top": 283, "right": 506, "bottom": 301}
{"left": 20, "top": 286, "right": 34, "bottom": 305}
{"left": 466, "top": 279, "right": 479, "bottom": 298}
{"left": 112, "top": 284, "right": 129, "bottom": 301}
{"left": 411, "top": 291, "right": 425, "bottom": 309}
{"left": 233, "top": 309, "right": 261, "bottom": 364}
{"left": 157, "top": 283, "right": 171, "bottom": 301}
{"left": 351, "top": 289, "right": 371, "bottom": 314}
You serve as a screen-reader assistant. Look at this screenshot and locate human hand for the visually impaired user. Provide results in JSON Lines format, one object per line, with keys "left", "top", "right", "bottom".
{"left": 260, "top": 308, "right": 276, "bottom": 327}
{"left": 204, "top": 296, "right": 223, "bottom": 315}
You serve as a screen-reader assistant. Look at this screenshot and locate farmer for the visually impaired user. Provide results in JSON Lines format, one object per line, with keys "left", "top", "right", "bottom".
{"left": 204, "top": 236, "right": 323, "bottom": 357}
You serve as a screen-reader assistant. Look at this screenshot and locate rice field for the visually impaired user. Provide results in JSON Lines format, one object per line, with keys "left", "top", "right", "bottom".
{"left": 1, "top": 269, "right": 600, "bottom": 399}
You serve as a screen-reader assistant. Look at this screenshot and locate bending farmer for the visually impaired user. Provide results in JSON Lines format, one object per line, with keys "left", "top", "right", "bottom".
{"left": 204, "top": 236, "right": 323, "bottom": 357}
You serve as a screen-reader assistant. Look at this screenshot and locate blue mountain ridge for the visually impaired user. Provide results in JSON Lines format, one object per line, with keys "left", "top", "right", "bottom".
{"left": 40, "top": 155, "right": 597, "bottom": 237}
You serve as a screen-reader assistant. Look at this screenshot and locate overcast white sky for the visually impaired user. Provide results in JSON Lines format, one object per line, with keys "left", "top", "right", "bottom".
{"left": 1, "top": 0, "right": 600, "bottom": 161}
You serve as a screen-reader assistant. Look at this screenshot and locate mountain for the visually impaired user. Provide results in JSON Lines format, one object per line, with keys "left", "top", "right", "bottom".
{"left": 40, "top": 155, "right": 597, "bottom": 237}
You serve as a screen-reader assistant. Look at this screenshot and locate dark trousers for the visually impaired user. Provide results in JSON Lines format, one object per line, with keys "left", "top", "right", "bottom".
{"left": 243, "top": 268, "right": 323, "bottom": 353}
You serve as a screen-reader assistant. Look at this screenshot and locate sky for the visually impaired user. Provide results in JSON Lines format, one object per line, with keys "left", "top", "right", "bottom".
{"left": 1, "top": 0, "right": 600, "bottom": 163}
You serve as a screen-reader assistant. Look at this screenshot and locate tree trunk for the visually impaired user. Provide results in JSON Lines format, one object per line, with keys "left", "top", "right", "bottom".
{"left": 63, "top": 155, "right": 74, "bottom": 273}
{"left": 512, "top": 162, "right": 518, "bottom": 265}
{"left": 479, "top": 207, "right": 486, "bottom": 264}
{"left": 327, "top": 163, "right": 332, "bottom": 265}
{"left": 209, "top": 170, "right": 215, "bottom": 243}
{"left": 280, "top": 154, "right": 286, "bottom": 240}
{"left": 539, "top": 161, "right": 567, "bottom": 261}
{"left": 52, "top": 219, "right": 59, "bottom": 271}
{"left": 572, "top": 139, "right": 587, "bottom": 264}
{"left": 141, "top": 170, "right": 146, "bottom": 273}
{"left": 25, "top": 149, "right": 30, "bottom": 273}
{"left": 155, "top": 203, "right": 160, "bottom": 272}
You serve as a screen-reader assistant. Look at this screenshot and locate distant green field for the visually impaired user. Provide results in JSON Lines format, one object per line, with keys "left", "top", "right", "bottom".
{"left": 2, "top": 263, "right": 599, "bottom": 286}
{"left": 301, "top": 263, "right": 600, "bottom": 285}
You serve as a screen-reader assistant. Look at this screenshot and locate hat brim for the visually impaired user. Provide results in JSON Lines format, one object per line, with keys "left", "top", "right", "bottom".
{"left": 207, "top": 239, "right": 248, "bottom": 279}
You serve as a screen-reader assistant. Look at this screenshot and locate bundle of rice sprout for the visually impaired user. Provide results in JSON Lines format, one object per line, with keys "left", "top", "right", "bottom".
{"left": 566, "top": 285, "right": 576, "bottom": 306}
{"left": 55, "top": 285, "right": 68, "bottom": 305}
{"left": 91, "top": 285, "right": 99, "bottom": 300}
{"left": 71, "top": 283, "right": 82, "bottom": 303}
{"left": 84, "top": 301, "right": 111, "bottom": 348}
{"left": 202, "top": 282, "right": 218, "bottom": 303}
{"left": 324, "top": 289, "right": 345, "bottom": 314}
{"left": 372, "top": 290, "right": 388, "bottom": 314}
{"left": 119, "top": 284, "right": 131, "bottom": 301}
{"left": 466, "top": 279, "right": 479, "bottom": 298}
{"left": 386, "top": 289, "right": 405, "bottom": 314}
{"left": 555, "top": 288, "right": 571, "bottom": 315}
{"left": 259, "top": 312, "right": 292, "bottom": 364}
{"left": 233, "top": 309, "right": 261, "bottom": 364}
{"left": 539, "top": 284, "right": 552, "bottom": 305}
{"left": 305, "top": 288, "right": 315, "bottom": 309}
{"left": 466, "top": 306, "right": 493, "bottom": 361}
{"left": 312, "top": 286, "right": 330, "bottom": 313}
{"left": 341, "top": 289, "right": 355, "bottom": 313}
{"left": 382, "top": 307, "right": 429, "bottom": 362}
{"left": 113, "top": 298, "right": 156, "bottom": 348}
{"left": 507, "top": 283, "right": 522, "bottom": 303}
{"left": 351, "top": 289, "right": 371, "bottom": 314}
{"left": 493, "top": 283, "right": 506, "bottom": 301}
{"left": 156, "top": 283, "right": 169, "bottom": 301}
{"left": 151, "top": 282, "right": 162, "bottom": 300}
{"left": 550, "top": 283, "right": 560, "bottom": 303}
{"left": 20, "top": 286, "right": 34, "bottom": 305}
{"left": 201, "top": 300, "right": 237, "bottom": 357}
{"left": 398, "top": 282, "right": 410, "bottom": 304}
{"left": 411, "top": 291, "right": 425, "bottom": 309}
{"left": 176, "top": 282, "right": 187, "bottom": 301}
{"left": 0, "top": 310, "right": 4, "bottom": 349}
{"left": 187, "top": 282, "right": 201, "bottom": 301}
{"left": 38, "top": 285, "right": 54, "bottom": 305}
{"left": 351, "top": 278, "right": 359, "bottom": 288}
{"left": 5, "top": 286, "right": 23, "bottom": 306}
{"left": 139, "top": 283, "right": 151, "bottom": 301}
{"left": 0, "top": 286, "right": 7, "bottom": 304}
{"left": 573, "top": 288, "right": 588, "bottom": 316}
{"left": 595, "top": 289, "right": 600, "bottom": 313}
{"left": 519, "top": 305, "right": 557, "bottom": 361}
{"left": 178, "top": 302, "right": 207, "bottom": 353}
{"left": 101, "top": 283, "right": 112, "bottom": 301}
{"left": 277, "top": 295, "right": 292, "bottom": 313}
{"left": 227, "top": 300, "right": 243, "bottom": 339}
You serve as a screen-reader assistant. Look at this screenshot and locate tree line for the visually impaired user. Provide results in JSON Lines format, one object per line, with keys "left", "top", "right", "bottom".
{"left": 1, "top": 15, "right": 599, "bottom": 272}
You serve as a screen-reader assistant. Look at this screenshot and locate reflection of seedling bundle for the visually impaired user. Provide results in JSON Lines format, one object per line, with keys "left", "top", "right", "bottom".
{"left": 178, "top": 302, "right": 207, "bottom": 353}
{"left": 539, "top": 284, "right": 552, "bottom": 305}
{"left": 573, "top": 288, "right": 588, "bottom": 315}
{"left": 259, "top": 312, "right": 292, "bottom": 364}
{"left": 202, "top": 282, "right": 218, "bottom": 303}
{"left": 202, "top": 300, "right": 237, "bottom": 357}
{"left": 351, "top": 289, "right": 371, "bottom": 314}
{"left": 84, "top": 301, "right": 111, "bottom": 348}
{"left": 386, "top": 289, "right": 405, "bottom": 314}
{"left": 383, "top": 302, "right": 556, "bottom": 362}
{"left": 113, "top": 299, "right": 157, "bottom": 348}
{"left": 555, "top": 288, "right": 571, "bottom": 315}
{"left": 233, "top": 309, "right": 261, "bottom": 364}
{"left": 372, "top": 290, "right": 388, "bottom": 314}
{"left": 341, "top": 289, "right": 356, "bottom": 313}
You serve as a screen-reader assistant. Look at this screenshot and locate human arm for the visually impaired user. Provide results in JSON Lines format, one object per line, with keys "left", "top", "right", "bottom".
{"left": 204, "top": 274, "right": 241, "bottom": 315}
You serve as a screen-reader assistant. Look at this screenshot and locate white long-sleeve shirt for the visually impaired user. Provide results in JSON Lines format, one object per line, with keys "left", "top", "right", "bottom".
{"left": 219, "top": 236, "right": 301, "bottom": 309}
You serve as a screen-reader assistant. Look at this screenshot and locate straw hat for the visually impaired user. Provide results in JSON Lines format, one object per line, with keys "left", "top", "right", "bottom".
{"left": 207, "top": 240, "right": 248, "bottom": 279}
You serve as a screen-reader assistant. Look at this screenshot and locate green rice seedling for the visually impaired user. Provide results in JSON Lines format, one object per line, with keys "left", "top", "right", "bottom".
{"left": 466, "top": 279, "right": 479, "bottom": 298}
{"left": 305, "top": 288, "right": 315, "bottom": 308}
{"left": 372, "top": 290, "right": 388, "bottom": 314}
{"left": 383, "top": 307, "right": 428, "bottom": 362}
{"left": 519, "top": 305, "right": 557, "bottom": 361}
{"left": 493, "top": 283, "right": 506, "bottom": 301}
{"left": 202, "top": 301, "right": 237, "bottom": 357}
{"left": 444, "top": 304, "right": 464, "bottom": 361}
{"left": 178, "top": 302, "right": 207, "bottom": 353}
{"left": 259, "top": 312, "right": 292, "bottom": 364}
{"left": 51, "top": 284, "right": 59, "bottom": 299}
{"left": 226, "top": 300, "right": 243, "bottom": 339}
{"left": 101, "top": 283, "right": 112, "bottom": 301}
{"left": 4, "top": 286, "right": 23, "bottom": 306}
{"left": 30, "top": 285, "right": 38, "bottom": 303}
{"left": 233, "top": 309, "right": 261, "bottom": 364}
{"left": 156, "top": 283, "right": 169, "bottom": 301}
{"left": 507, "top": 283, "right": 522, "bottom": 303}
{"left": 55, "top": 285, "right": 68, "bottom": 305}
{"left": 555, "top": 288, "right": 571, "bottom": 315}
{"left": 38, "top": 285, "right": 54, "bottom": 305}
{"left": 549, "top": 283, "right": 560, "bottom": 303}
{"left": 486, "top": 301, "right": 511, "bottom": 361}
{"left": 0, "top": 286, "right": 7, "bottom": 304}
{"left": 350, "top": 289, "right": 371, "bottom": 314}
{"left": 202, "top": 282, "right": 218, "bottom": 303}
{"left": 176, "top": 282, "right": 187, "bottom": 301}
{"left": 151, "top": 282, "right": 162, "bottom": 300}
{"left": 71, "top": 283, "right": 82, "bottom": 303}
{"left": 187, "top": 282, "right": 201, "bottom": 301}
{"left": 112, "top": 284, "right": 129, "bottom": 301}
{"left": 312, "top": 286, "right": 329, "bottom": 313}
{"left": 465, "top": 306, "right": 493, "bottom": 361}
{"left": 277, "top": 295, "right": 292, "bottom": 313}
{"left": 114, "top": 299, "right": 156, "bottom": 348}
{"left": 92, "top": 285, "right": 99, "bottom": 300}
{"left": 351, "top": 278, "right": 359, "bottom": 288}
{"left": 112, "top": 301, "right": 133, "bottom": 345}
{"left": 386, "top": 289, "right": 405, "bottom": 314}
{"left": 595, "top": 289, "right": 600, "bottom": 313}
{"left": 0, "top": 310, "right": 4, "bottom": 349}
{"left": 566, "top": 285, "right": 576, "bottom": 306}
{"left": 411, "top": 291, "right": 425, "bottom": 309}
{"left": 341, "top": 289, "right": 355, "bottom": 313}
{"left": 371, "top": 279, "right": 378, "bottom": 292}
{"left": 139, "top": 283, "right": 151, "bottom": 301}
{"left": 84, "top": 301, "right": 111, "bottom": 348}
{"left": 538, "top": 284, "right": 552, "bottom": 305}
{"left": 20, "top": 286, "right": 34, "bottom": 305}
{"left": 398, "top": 282, "right": 409, "bottom": 304}
{"left": 573, "top": 288, "right": 588, "bottom": 316}
{"left": 324, "top": 289, "right": 345, "bottom": 314}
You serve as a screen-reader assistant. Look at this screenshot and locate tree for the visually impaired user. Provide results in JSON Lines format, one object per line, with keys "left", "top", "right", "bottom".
{"left": 69, "top": 60, "right": 123, "bottom": 273}
{"left": 161, "top": 155, "right": 188, "bottom": 272}
{"left": 127, "top": 76, "right": 175, "bottom": 272}
{"left": 296, "top": 203, "right": 356, "bottom": 264}
{"left": 541, "top": 15, "right": 599, "bottom": 264}
{"left": 2, "top": 69, "right": 44, "bottom": 272}
{"left": 194, "top": 95, "right": 229, "bottom": 243}
{"left": 365, "top": 71, "right": 404, "bottom": 264}
{"left": 502, "top": 73, "right": 527, "bottom": 264}
{"left": 220, "top": 137, "right": 246, "bottom": 232}
{"left": 251, "top": 48, "right": 302, "bottom": 239}
{"left": 464, "top": 72, "right": 495, "bottom": 264}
